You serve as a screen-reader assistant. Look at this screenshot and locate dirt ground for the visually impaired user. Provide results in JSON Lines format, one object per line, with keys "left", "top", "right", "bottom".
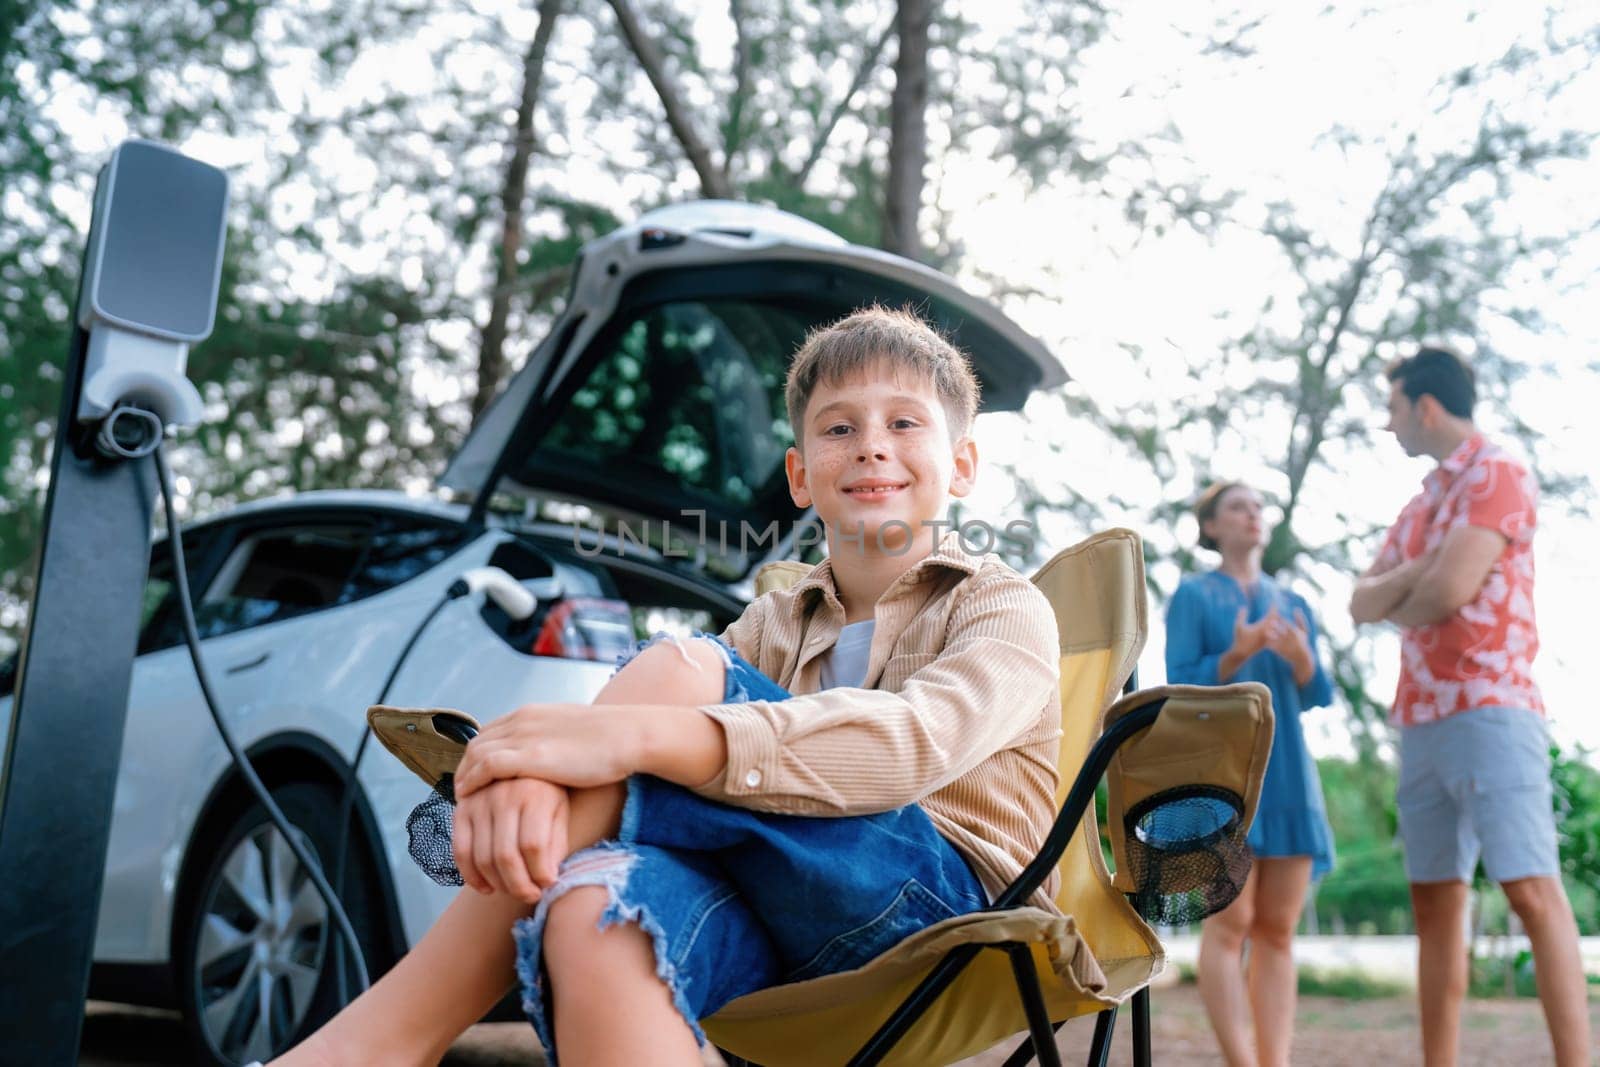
{"left": 79, "top": 982, "right": 1595, "bottom": 1065}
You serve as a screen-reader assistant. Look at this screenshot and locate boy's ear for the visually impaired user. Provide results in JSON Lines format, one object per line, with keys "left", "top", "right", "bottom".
{"left": 947, "top": 434, "right": 978, "bottom": 499}
{"left": 784, "top": 445, "right": 812, "bottom": 508}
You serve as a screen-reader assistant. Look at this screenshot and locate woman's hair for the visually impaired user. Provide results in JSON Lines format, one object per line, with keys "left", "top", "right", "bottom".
{"left": 1194, "top": 480, "right": 1248, "bottom": 552}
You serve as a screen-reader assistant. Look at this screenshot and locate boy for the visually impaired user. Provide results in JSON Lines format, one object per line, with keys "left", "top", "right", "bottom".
{"left": 273, "top": 306, "right": 1063, "bottom": 1067}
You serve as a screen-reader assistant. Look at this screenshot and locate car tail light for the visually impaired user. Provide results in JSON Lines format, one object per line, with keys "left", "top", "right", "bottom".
{"left": 531, "top": 598, "right": 635, "bottom": 662}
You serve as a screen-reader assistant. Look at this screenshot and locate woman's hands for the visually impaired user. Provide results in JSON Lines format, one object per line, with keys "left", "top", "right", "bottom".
{"left": 1219, "top": 606, "right": 1315, "bottom": 686}
{"left": 1264, "top": 608, "right": 1316, "bottom": 687}
{"left": 452, "top": 776, "right": 570, "bottom": 904}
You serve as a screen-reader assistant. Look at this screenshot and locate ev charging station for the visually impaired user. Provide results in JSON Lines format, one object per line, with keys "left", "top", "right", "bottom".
{"left": 0, "top": 141, "right": 227, "bottom": 1063}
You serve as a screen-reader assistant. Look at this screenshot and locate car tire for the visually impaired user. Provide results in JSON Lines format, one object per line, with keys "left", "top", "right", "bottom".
{"left": 174, "top": 780, "right": 386, "bottom": 1067}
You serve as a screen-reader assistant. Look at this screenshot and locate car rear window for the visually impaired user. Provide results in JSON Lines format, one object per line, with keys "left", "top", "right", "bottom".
{"left": 539, "top": 299, "right": 799, "bottom": 511}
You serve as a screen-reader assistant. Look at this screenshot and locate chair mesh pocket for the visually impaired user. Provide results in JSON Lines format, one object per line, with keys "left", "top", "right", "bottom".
{"left": 406, "top": 789, "right": 465, "bottom": 887}
{"left": 1123, "top": 786, "right": 1251, "bottom": 926}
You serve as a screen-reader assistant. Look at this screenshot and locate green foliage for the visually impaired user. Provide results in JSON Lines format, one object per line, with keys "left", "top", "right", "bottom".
{"left": 1297, "top": 966, "right": 1408, "bottom": 1000}
{"left": 1310, "top": 757, "right": 1412, "bottom": 935}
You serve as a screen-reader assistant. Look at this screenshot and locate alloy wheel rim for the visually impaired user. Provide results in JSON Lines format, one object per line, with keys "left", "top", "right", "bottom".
{"left": 194, "top": 821, "right": 329, "bottom": 1064}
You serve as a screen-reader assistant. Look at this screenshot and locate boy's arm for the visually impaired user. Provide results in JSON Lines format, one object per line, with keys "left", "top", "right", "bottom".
{"left": 695, "top": 569, "right": 1059, "bottom": 816}
{"left": 451, "top": 595, "right": 781, "bottom": 797}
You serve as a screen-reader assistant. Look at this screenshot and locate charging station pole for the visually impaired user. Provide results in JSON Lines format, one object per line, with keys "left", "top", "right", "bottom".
{"left": 0, "top": 142, "right": 226, "bottom": 1064}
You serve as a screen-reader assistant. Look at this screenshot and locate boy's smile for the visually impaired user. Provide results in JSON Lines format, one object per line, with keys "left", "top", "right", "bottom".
{"left": 784, "top": 365, "right": 977, "bottom": 559}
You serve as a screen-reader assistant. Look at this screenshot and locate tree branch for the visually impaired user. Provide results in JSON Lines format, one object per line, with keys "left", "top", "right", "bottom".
{"left": 607, "top": 0, "right": 734, "bottom": 199}
{"left": 474, "top": 0, "right": 566, "bottom": 422}
{"left": 793, "top": 16, "right": 894, "bottom": 190}
{"left": 721, "top": 0, "right": 752, "bottom": 182}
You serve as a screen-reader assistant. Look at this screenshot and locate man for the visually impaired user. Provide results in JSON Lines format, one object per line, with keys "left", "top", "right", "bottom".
{"left": 1350, "top": 346, "right": 1590, "bottom": 1066}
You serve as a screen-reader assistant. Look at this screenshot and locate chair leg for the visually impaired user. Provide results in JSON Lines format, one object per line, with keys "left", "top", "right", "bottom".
{"left": 999, "top": 1021, "right": 1065, "bottom": 1067}
{"left": 1005, "top": 945, "right": 1063, "bottom": 1067}
{"left": 1131, "top": 987, "right": 1151, "bottom": 1067}
{"left": 1086, "top": 1006, "right": 1117, "bottom": 1067}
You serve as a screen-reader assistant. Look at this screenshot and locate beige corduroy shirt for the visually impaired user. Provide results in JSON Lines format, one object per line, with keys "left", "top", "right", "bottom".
{"left": 696, "top": 532, "right": 1064, "bottom": 906}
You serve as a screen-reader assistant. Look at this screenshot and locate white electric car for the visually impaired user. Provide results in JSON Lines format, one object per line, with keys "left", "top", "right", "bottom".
{"left": 1, "top": 201, "right": 1064, "bottom": 1065}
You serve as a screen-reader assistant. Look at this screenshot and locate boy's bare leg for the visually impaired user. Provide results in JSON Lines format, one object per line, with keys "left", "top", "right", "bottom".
{"left": 1197, "top": 867, "right": 1258, "bottom": 1067}
{"left": 272, "top": 886, "right": 530, "bottom": 1067}
{"left": 1245, "top": 857, "right": 1311, "bottom": 1067}
{"left": 1501, "top": 875, "right": 1592, "bottom": 1067}
{"left": 1410, "top": 880, "right": 1469, "bottom": 1067}
{"left": 545, "top": 885, "right": 703, "bottom": 1066}
{"left": 270, "top": 638, "right": 724, "bottom": 1064}
{"left": 540, "top": 638, "right": 726, "bottom": 1065}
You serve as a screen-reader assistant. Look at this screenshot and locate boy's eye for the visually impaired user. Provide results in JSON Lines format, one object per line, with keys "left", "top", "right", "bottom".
{"left": 824, "top": 424, "right": 852, "bottom": 436}
{"left": 891, "top": 417, "right": 920, "bottom": 430}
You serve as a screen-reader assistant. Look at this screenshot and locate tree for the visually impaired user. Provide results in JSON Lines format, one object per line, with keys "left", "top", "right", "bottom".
{"left": 882, "top": 0, "right": 930, "bottom": 259}
{"left": 476, "top": 0, "right": 568, "bottom": 421}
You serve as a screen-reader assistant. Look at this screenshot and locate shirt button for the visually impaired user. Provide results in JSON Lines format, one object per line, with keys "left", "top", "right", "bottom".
{"left": 743, "top": 769, "right": 762, "bottom": 788}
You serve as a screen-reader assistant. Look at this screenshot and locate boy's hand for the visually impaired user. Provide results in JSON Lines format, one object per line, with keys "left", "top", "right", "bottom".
{"left": 453, "top": 776, "right": 570, "bottom": 904}
{"left": 455, "top": 703, "right": 645, "bottom": 797}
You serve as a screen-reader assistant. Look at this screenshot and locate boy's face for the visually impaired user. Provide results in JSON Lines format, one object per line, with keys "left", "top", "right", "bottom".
{"left": 784, "top": 362, "right": 977, "bottom": 556}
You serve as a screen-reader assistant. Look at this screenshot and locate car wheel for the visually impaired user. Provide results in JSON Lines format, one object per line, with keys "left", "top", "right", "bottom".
{"left": 175, "top": 781, "right": 381, "bottom": 1066}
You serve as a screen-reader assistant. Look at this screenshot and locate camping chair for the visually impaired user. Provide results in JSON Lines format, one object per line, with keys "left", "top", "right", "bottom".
{"left": 705, "top": 529, "right": 1275, "bottom": 1066}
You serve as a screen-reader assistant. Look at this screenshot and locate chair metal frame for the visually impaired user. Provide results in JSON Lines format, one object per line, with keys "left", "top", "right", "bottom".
{"left": 723, "top": 687, "right": 1168, "bottom": 1067}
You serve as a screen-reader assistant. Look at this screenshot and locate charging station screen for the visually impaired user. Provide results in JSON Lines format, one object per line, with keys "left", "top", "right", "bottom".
{"left": 95, "top": 142, "right": 227, "bottom": 340}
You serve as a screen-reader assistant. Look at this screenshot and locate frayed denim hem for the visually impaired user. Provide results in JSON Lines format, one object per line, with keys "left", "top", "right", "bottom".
{"left": 615, "top": 630, "right": 734, "bottom": 674}
{"left": 513, "top": 844, "right": 706, "bottom": 1064}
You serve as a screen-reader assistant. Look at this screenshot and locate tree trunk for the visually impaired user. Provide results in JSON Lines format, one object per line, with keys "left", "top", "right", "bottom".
{"left": 882, "top": 0, "right": 930, "bottom": 260}
{"left": 608, "top": 0, "right": 735, "bottom": 200}
{"left": 474, "top": 0, "right": 565, "bottom": 423}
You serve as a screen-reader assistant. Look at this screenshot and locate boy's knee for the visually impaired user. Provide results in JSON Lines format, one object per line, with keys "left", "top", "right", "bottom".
{"left": 622, "top": 637, "right": 727, "bottom": 696}
{"left": 543, "top": 885, "right": 612, "bottom": 962}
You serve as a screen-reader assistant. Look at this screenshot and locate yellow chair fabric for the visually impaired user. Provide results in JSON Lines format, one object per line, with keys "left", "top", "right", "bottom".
{"left": 702, "top": 530, "right": 1274, "bottom": 1066}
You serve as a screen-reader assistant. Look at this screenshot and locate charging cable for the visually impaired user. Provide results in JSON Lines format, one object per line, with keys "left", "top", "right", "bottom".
{"left": 326, "top": 564, "right": 540, "bottom": 1001}
{"left": 154, "top": 431, "right": 542, "bottom": 1010}
{"left": 152, "top": 443, "right": 371, "bottom": 994}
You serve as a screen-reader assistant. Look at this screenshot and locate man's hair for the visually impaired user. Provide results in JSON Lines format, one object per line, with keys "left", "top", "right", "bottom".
{"left": 1194, "top": 480, "right": 1247, "bottom": 553}
{"left": 1386, "top": 346, "right": 1476, "bottom": 419}
{"left": 784, "top": 305, "right": 981, "bottom": 445}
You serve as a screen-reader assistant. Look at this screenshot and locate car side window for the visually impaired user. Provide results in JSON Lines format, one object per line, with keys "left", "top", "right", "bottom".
{"left": 190, "top": 524, "right": 371, "bottom": 640}
{"left": 137, "top": 526, "right": 225, "bottom": 656}
{"left": 338, "top": 520, "right": 473, "bottom": 604}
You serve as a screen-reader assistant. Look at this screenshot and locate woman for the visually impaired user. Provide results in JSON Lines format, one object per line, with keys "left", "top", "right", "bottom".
{"left": 1165, "top": 481, "right": 1335, "bottom": 1067}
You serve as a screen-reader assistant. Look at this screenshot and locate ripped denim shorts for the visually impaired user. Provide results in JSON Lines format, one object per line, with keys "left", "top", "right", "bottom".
{"left": 500, "top": 632, "right": 989, "bottom": 1062}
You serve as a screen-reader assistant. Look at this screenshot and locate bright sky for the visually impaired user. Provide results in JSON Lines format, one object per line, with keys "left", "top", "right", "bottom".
{"left": 30, "top": 0, "right": 1600, "bottom": 760}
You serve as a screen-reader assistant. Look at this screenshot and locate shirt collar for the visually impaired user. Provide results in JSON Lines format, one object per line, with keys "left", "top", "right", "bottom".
{"left": 788, "top": 528, "right": 984, "bottom": 606}
{"left": 1426, "top": 431, "right": 1487, "bottom": 492}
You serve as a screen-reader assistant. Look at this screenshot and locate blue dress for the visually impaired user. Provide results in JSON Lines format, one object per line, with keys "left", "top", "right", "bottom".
{"left": 1164, "top": 571, "right": 1336, "bottom": 879}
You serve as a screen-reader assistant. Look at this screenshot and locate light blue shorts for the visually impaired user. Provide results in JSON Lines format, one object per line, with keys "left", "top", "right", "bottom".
{"left": 1396, "top": 706, "right": 1558, "bottom": 884}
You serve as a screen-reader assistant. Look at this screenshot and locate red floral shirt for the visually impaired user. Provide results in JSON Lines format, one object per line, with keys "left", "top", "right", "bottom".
{"left": 1376, "top": 433, "right": 1542, "bottom": 725}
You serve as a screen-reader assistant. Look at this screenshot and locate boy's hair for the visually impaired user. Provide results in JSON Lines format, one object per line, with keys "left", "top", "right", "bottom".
{"left": 1386, "top": 346, "right": 1476, "bottom": 419}
{"left": 1194, "top": 480, "right": 1247, "bottom": 552}
{"left": 784, "top": 305, "right": 981, "bottom": 445}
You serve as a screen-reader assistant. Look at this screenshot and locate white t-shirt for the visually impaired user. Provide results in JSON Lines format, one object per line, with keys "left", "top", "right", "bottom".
{"left": 817, "top": 619, "right": 876, "bottom": 690}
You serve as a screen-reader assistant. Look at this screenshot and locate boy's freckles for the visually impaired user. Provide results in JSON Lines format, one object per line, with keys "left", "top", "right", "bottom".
{"left": 784, "top": 369, "right": 976, "bottom": 553}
